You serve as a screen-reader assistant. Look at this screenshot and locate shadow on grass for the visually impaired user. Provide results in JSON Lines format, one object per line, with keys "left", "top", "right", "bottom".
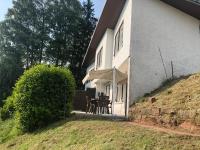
{"left": 0, "top": 112, "right": 124, "bottom": 143}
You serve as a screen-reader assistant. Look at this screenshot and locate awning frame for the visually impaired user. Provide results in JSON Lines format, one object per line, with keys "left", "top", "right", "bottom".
{"left": 82, "top": 68, "right": 127, "bottom": 84}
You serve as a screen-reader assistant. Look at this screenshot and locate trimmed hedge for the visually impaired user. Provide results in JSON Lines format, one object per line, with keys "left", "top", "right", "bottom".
{"left": 1, "top": 65, "right": 75, "bottom": 132}
{"left": 0, "top": 96, "right": 15, "bottom": 120}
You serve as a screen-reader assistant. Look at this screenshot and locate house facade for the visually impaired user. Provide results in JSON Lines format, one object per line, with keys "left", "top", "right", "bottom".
{"left": 82, "top": 0, "right": 200, "bottom": 117}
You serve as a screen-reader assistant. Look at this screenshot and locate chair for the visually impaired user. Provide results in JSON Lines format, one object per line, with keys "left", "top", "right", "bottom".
{"left": 104, "top": 96, "right": 111, "bottom": 114}
{"left": 99, "top": 95, "right": 106, "bottom": 114}
{"left": 86, "top": 96, "right": 94, "bottom": 114}
{"left": 101, "top": 96, "right": 112, "bottom": 114}
{"left": 99, "top": 96, "right": 110, "bottom": 114}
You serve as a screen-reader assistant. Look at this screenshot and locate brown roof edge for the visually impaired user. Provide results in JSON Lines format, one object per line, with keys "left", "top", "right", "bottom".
{"left": 82, "top": 0, "right": 126, "bottom": 67}
{"left": 161, "top": 0, "right": 200, "bottom": 20}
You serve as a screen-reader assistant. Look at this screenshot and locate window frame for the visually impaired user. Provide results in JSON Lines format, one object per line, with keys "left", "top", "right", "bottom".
{"left": 96, "top": 47, "right": 103, "bottom": 69}
{"left": 105, "top": 83, "right": 111, "bottom": 97}
{"left": 115, "top": 80, "right": 127, "bottom": 103}
{"left": 114, "top": 21, "right": 124, "bottom": 56}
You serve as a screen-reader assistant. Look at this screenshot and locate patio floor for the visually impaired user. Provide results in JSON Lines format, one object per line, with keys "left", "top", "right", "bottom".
{"left": 72, "top": 111, "right": 127, "bottom": 121}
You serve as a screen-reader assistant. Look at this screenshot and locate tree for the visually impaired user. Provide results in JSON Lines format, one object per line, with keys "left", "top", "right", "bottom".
{"left": 192, "top": 0, "right": 200, "bottom": 3}
{"left": 5, "top": 0, "right": 50, "bottom": 68}
{"left": 0, "top": 0, "right": 97, "bottom": 104}
{"left": 45, "top": 0, "right": 83, "bottom": 66}
{"left": 0, "top": 56, "right": 23, "bottom": 106}
{"left": 69, "top": 0, "right": 97, "bottom": 89}
{"left": 0, "top": 21, "right": 23, "bottom": 106}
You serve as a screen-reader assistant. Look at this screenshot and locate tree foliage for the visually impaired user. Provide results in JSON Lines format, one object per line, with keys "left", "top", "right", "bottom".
{"left": 1, "top": 64, "right": 76, "bottom": 132}
{"left": 0, "top": 22, "right": 24, "bottom": 106}
{"left": 191, "top": 0, "right": 200, "bottom": 4}
{"left": 69, "top": 0, "right": 97, "bottom": 88}
{"left": 0, "top": 0, "right": 97, "bottom": 105}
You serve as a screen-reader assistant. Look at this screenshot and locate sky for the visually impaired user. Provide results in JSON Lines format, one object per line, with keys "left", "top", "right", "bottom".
{"left": 0, "top": 0, "right": 13, "bottom": 21}
{"left": 0, "top": 0, "right": 106, "bottom": 21}
{"left": 80, "top": 0, "right": 106, "bottom": 18}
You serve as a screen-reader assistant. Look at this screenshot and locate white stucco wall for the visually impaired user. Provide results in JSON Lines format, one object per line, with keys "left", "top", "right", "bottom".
{"left": 129, "top": 0, "right": 200, "bottom": 105}
{"left": 112, "top": 0, "right": 132, "bottom": 69}
{"left": 85, "top": 62, "right": 96, "bottom": 90}
{"left": 111, "top": 0, "right": 132, "bottom": 116}
{"left": 95, "top": 29, "right": 114, "bottom": 70}
{"left": 93, "top": 29, "right": 114, "bottom": 98}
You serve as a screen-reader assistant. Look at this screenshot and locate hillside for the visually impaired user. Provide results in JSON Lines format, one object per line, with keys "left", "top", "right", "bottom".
{"left": 1, "top": 115, "right": 200, "bottom": 150}
{"left": 129, "top": 73, "right": 200, "bottom": 132}
{"left": 2, "top": 73, "right": 200, "bottom": 149}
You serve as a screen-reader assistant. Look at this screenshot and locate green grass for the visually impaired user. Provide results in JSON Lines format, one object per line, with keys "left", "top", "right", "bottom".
{"left": 0, "top": 119, "right": 19, "bottom": 144}
{"left": 130, "top": 73, "right": 200, "bottom": 126}
{"left": 0, "top": 115, "right": 200, "bottom": 150}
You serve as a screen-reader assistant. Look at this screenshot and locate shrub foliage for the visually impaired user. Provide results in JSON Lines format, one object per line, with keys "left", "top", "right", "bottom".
{"left": 1, "top": 65, "right": 75, "bottom": 132}
{"left": 0, "top": 96, "right": 15, "bottom": 121}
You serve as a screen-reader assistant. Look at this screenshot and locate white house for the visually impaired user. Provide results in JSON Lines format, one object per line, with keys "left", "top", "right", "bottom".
{"left": 82, "top": 0, "right": 200, "bottom": 117}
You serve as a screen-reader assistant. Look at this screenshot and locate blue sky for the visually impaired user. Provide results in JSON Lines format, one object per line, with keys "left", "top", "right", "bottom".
{"left": 0, "top": 0, "right": 13, "bottom": 21}
{"left": 0, "top": 0, "right": 106, "bottom": 21}
{"left": 80, "top": 0, "right": 106, "bottom": 18}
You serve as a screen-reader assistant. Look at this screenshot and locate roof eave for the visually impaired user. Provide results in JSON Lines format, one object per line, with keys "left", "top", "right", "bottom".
{"left": 161, "top": 0, "right": 200, "bottom": 20}
{"left": 82, "top": 0, "right": 126, "bottom": 67}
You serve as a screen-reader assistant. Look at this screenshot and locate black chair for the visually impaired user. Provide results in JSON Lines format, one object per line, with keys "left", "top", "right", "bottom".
{"left": 99, "top": 96, "right": 110, "bottom": 114}
{"left": 86, "top": 96, "right": 95, "bottom": 114}
{"left": 104, "top": 96, "right": 110, "bottom": 114}
{"left": 98, "top": 96, "right": 104, "bottom": 114}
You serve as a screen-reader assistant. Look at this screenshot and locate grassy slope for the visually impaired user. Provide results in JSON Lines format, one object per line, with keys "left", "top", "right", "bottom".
{"left": 130, "top": 73, "right": 200, "bottom": 126}
{"left": 0, "top": 116, "right": 200, "bottom": 150}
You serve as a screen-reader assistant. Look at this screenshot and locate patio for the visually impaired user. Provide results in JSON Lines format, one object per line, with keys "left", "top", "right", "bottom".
{"left": 72, "top": 110, "right": 126, "bottom": 120}
{"left": 82, "top": 68, "right": 128, "bottom": 116}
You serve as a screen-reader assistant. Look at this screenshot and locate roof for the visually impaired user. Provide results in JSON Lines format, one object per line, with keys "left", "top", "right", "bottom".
{"left": 82, "top": 0, "right": 126, "bottom": 66}
{"left": 162, "top": 0, "right": 200, "bottom": 20}
{"left": 82, "top": 0, "right": 200, "bottom": 67}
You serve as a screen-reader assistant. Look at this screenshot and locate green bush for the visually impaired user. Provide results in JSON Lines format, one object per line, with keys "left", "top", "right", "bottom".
{"left": 0, "top": 96, "right": 15, "bottom": 121}
{"left": 2, "top": 64, "right": 75, "bottom": 132}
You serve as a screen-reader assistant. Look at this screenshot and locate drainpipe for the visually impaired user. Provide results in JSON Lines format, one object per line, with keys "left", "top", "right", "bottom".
{"left": 112, "top": 67, "right": 116, "bottom": 116}
{"left": 125, "top": 56, "right": 131, "bottom": 119}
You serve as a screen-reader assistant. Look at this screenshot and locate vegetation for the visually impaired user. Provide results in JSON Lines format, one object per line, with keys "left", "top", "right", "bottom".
{"left": 0, "top": 115, "right": 200, "bottom": 150}
{"left": 1, "top": 65, "right": 75, "bottom": 132}
{"left": 129, "top": 73, "right": 200, "bottom": 128}
{"left": 0, "top": 96, "right": 15, "bottom": 121}
{"left": 0, "top": 0, "right": 97, "bottom": 106}
{"left": 0, "top": 54, "right": 23, "bottom": 107}
{"left": 191, "top": 0, "right": 200, "bottom": 4}
{"left": 0, "top": 119, "right": 18, "bottom": 144}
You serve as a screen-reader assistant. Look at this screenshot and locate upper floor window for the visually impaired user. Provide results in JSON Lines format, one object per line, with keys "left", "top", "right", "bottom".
{"left": 96, "top": 47, "right": 102, "bottom": 69}
{"left": 114, "top": 21, "right": 124, "bottom": 56}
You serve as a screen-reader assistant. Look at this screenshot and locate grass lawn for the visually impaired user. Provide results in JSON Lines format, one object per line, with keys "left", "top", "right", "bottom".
{"left": 129, "top": 73, "right": 200, "bottom": 127}
{"left": 0, "top": 115, "right": 200, "bottom": 150}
